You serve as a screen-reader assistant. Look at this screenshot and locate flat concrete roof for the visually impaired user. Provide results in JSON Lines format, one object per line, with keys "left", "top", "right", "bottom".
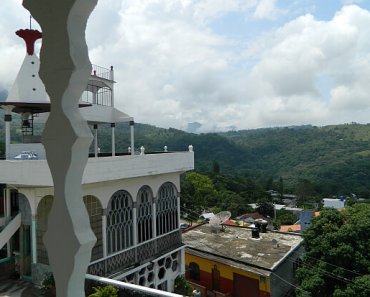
{"left": 182, "top": 224, "right": 303, "bottom": 274}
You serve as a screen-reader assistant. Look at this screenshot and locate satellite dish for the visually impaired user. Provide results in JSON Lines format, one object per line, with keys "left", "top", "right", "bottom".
{"left": 209, "top": 211, "right": 231, "bottom": 226}
{"left": 271, "top": 239, "right": 279, "bottom": 248}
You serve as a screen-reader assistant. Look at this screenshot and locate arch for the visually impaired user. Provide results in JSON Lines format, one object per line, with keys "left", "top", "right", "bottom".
{"left": 156, "top": 182, "right": 178, "bottom": 236}
{"left": 36, "top": 195, "right": 53, "bottom": 265}
{"left": 106, "top": 190, "right": 134, "bottom": 254}
{"left": 189, "top": 262, "right": 200, "bottom": 281}
{"left": 137, "top": 186, "right": 153, "bottom": 244}
{"left": 83, "top": 195, "right": 103, "bottom": 261}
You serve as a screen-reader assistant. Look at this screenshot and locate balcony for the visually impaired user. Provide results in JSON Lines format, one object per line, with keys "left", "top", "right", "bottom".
{"left": 88, "top": 230, "right": 182, "bottom": 277}
{"left": 0, "top": 151, "right": 194, "bottom": 186}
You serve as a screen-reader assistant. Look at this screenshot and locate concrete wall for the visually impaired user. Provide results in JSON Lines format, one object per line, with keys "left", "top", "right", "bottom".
{"left": 270, "top": 245, "right": 304, "bottom": 297}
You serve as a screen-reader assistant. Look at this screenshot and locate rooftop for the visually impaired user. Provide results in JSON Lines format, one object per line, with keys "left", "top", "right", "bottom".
{"left": 182, "top": 224, "right": 303, "bottom": 275}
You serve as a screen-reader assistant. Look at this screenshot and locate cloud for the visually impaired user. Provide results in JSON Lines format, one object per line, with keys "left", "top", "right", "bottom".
{"left": 2, "top": 2, "right": 370, "bottom": 132}
{"left": 253, "top": 0, "right": 284, "bottom": 20}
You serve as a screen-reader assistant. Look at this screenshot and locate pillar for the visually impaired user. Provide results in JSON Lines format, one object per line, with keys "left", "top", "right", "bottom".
{"left": 4, "top": 112, "right": 12, "bottom": 160}
{"left": 111, "top": 123, "right": 115, "bottom": 156}
{"left": 130, "top": 121, "right": 134, "bottom": 155}
{"left": 153, "top": 197, "right": 157, "bottom": 253}
{"left": 177, "top": 195, "right": 181, "bottom": 229}
{"left": 110, "top": 66, "right": 114, "bottom": 107}
{"left": 31, "top": 215, "right": 37, "bottom": 264}
{"left": 132, "top": 202, "right": 138, "bottom": 262}
{"left": 6, "top": 188, "right": 11, "bottom": 258}
{"left": 23, "top": 0, "right": 98, "bottom": 295}
{"left": 94, "top": 124, "right": 98, "bottom": 157}
{"left": 102, "top": 209, "right": 107, "bottom": 258}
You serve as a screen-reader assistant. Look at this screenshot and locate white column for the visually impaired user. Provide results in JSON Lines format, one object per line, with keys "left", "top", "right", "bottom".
{"left": 94, "top": 124, "right": 98, "bottom": 157}
{"left": 6, "top": 188, "right": 11, "bottom": 258}
{"left": 102, "top": 210, "right": 107, "bottom": 258}
{"left": 31, "top": 215, "right": 37, "bottom": 264}
{"left": 132, "top": 203, "right": 138, "bottom": 262}
{"left": 24, "top": 0, "right": 98, "bottom": 295}
{"left": 180, "top": 248, "right": 185, "bottom": 274}
{"left": 110, "top": 66, "right": 114, "bottom": 107}
{"left": 4, "top": 110, "right": 12, "bottom": 160}
{"left": 130, "top": 121, "right": 134, "bottom": 155}
{"left": 177, "top": 195, "right": 181, "bottom": 229}
{"left": 152, "top": 198, "right": 157, "bottom": 238}
{"left": 111, "top": 123, "right": 116, "bottom": 156}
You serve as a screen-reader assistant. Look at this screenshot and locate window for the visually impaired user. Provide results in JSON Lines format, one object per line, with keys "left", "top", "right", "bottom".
{"left": 189, "top": 262, "right": 200, "bottom": 281}
{"left": 156, "top": 182, "right": 178, "bottom": 236}
{"left": 137, "top": 186, "right": 153, "bottom": 243}
{"left": 107, "top": 190, "right": 133, "bottom": 254}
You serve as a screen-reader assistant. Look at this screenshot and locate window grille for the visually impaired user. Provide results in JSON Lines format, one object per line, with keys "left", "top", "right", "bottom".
{"left": 137, "top": 186, "right": 153, "bottom": 243}
{"left": 83, "top": 195, "right": 103, "bottom": 261}
{"left": 156, "top": 183, "right": 178, "bottom": 236}
{"left": 107, "top": 190, "right": 133, "bottom": 254}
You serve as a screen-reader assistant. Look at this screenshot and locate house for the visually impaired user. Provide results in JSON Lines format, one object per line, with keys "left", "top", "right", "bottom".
{"left": 182, "top": 224, "right": 303, "bottom": 297}
{"left": 322, "top": 198, "right": 345, "bottom": 209}
{"left": 0, "top": 28, "right": 194, "bottom": 292}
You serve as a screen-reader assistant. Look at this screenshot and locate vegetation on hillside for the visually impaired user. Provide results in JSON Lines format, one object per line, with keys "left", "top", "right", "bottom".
{"left": 296, "top": 204, "right": 370, "bottom": 297}
{"left": 1, "top": 107, "right": 370, "bottom": 198}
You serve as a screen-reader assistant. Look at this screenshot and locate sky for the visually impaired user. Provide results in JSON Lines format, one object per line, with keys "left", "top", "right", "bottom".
{"left": 1, "top": 0, "right": 370, "bottom": 132}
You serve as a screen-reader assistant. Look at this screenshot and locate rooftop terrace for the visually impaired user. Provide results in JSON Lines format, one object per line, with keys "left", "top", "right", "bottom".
{"left": 182, "top": 224, "right": 303, "bottom": 275}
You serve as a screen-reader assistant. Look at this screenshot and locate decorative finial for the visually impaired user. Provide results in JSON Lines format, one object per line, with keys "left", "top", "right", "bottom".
{"left": 16, "top": 29, "right": 42, "bottom": 55}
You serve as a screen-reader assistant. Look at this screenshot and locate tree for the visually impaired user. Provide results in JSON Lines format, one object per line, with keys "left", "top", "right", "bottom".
{"left": 296, "top": 204, "right": 370, "bottom": 297}
{"left": 256, "top": 201, "right": 274, "bottom": 218}
{"left": 181, "top": 172, "right": 217, "bottom": 219}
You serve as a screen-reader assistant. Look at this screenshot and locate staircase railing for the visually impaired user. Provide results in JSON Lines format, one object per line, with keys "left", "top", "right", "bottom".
{"left": 0, "top": 213, "right": 21, "bottom": 250}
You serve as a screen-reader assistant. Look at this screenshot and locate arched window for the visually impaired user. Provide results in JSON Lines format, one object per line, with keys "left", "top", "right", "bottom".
{"left": 189, "top": 262, "right": 200, "bottom": 281}
{"left": 156, "top": 182, "right": 178, "bottom": 236}
{"left": 107, "top": 190, "right": 133, "bottom": 254}
{"left": 36, "top": 195, "right": 53, "bottom": 265}
{"left": 137, "top": 186, "right": 153, "bottom": 243}
{"left": 83, "top": 195, "right": 103, "bottom": 261}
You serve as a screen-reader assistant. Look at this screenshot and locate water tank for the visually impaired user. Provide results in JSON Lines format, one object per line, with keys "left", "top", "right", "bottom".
{"left": 261, "top": 220, "right": 268, "bottom": 233}
{"left": 252, "top": 227, "right": 260, "bottom": 239}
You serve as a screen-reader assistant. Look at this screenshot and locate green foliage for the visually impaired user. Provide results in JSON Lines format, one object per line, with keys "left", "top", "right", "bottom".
{"left": 174, "top": 275, "right": 193, "bottom": 296}
{"left": 276, "top": 209, "right": 297, "bottom": 225}
{"left": 88, "top": 285, "right": 118, "bottom": 297}
{"left": 296, "top": 204, "right": 370, "bottom": 297}
{"left": 256, "top": 202, "right": 274, "bottom": 218}
{"left": 40, "top": 273, "right": 55, "bottom": 297}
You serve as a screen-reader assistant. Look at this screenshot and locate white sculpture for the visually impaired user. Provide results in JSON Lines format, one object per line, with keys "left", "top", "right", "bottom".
{"left": 22, "top": 0, "right": 98, "bottom": 296}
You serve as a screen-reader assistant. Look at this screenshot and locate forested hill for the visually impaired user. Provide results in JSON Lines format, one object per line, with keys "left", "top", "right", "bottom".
{"left": 1, "top": 109, "right": 370, "bottom": 196}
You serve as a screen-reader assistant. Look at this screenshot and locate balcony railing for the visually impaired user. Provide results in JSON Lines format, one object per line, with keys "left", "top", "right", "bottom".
{"left": 91, "top": 64, "right": 112, "bottom": 80}
{"left": 88, "top": 230, "right": 182, "bottom": 277}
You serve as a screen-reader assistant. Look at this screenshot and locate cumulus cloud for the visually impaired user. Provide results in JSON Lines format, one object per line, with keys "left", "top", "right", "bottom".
{"left": 2, "top": 2, "right": 370, "bottom": 131}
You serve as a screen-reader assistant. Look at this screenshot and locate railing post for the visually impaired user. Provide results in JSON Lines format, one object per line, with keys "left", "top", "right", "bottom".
{"left": 130, "top": 121, "right": 135, "bottom": 155}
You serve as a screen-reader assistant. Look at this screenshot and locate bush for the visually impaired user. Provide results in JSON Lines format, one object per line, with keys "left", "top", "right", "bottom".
{"left": 88, "top": 285, "right": 119, "bottom": 297}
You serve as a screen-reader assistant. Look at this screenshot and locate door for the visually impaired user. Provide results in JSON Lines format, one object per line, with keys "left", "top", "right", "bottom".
{"left": 233, "top": 273, "right": 260, "bottom": 297}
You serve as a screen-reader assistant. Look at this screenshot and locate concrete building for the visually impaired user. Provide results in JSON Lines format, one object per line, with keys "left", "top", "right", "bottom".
{"left": 0, "top": 28, "right": 194, "bottom": 293}
{"left": 182, "top": 224, "right": 303, "bottom": 297}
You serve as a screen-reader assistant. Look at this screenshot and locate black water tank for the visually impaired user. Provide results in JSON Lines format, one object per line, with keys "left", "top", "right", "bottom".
{"left": 252, "top": 227, "right": 260, "bottom": 239}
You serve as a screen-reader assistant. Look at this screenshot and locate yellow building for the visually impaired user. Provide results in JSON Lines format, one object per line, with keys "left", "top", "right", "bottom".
{"left": 182, "top": 224, "right": 303, "bottom": 297}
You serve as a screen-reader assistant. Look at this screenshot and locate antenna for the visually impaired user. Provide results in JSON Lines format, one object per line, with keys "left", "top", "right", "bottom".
{"left": 209, "top": 211, "right": 231, "bottom": 233}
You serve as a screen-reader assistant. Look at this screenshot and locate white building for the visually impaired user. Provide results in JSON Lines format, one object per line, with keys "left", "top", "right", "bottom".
{"left": 322, "top": 198, "right": 345, "bottom": 209}
{"left": 0, "top": 28, "right": 194, "bottom": 292}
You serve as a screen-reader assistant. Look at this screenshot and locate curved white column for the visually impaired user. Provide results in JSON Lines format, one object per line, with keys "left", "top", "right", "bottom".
{"left": 22, "top": 0, "right": 98, "bottom": 296}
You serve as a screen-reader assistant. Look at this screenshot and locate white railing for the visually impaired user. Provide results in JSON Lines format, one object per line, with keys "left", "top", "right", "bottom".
{"left": 88, "top": 230, "right": 182, "bottom": 277}
{"left": 86, "top": 274, "right": 185, "bottom": 297}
